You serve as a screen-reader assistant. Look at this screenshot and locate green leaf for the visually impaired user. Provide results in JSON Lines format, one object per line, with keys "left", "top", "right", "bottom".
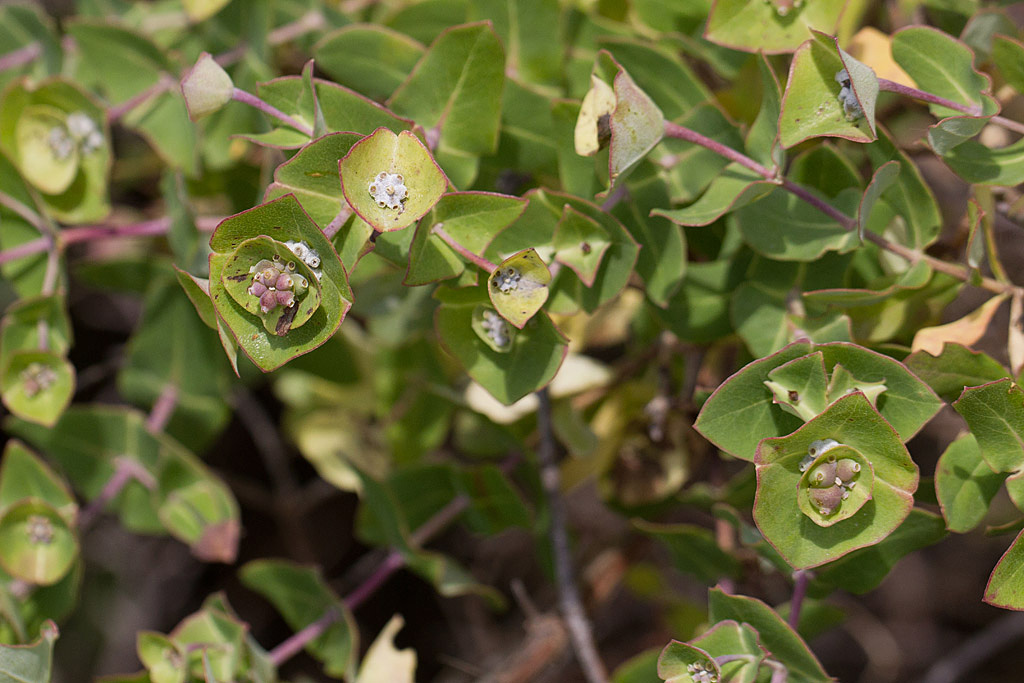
{"left": 942, "top": 137, "right": 1024, "bottom": 187}
{"left": 653, "top": 104, "right": 746, "bottom": 206}
{"left": 255, "top": 76, "right": 415, "bottom": 145}
{"left": 174, "top": 269, "right": 240, "bottom": 377}
{"left": 264, "top": 132, "right": 363, "bottom": 230}
{"left": 388, "top": 22, "right": 505, "bottom": 163}
{"left": 600, "top": 51, "right": 665, "bottom": 188}
{"left": 119, "top": 273, "right": 232, "bottom": 450}
{"left": 953, "top": 379, "right": 1024, "bottom": 475}
{"left": 489, "top": 189, "right": 640, "bottom": 314}
{"left": 735, "top": 186, "right": 859, "bottom": 262}
{"left": 7, "top": 405, "right": 240, "bottom": 548}
{"left": 763, "top": 351, "right": 829, "bottom": 422}
{"left": 858, "top": 162, "right": 900, "bottom": 241}
{"left": 69, "top": 20, "right": 198, "bottom": 175}
{"left": 470, "top": 0, "right": 563, "bottom": 85}
{"left": 0, "top": 78, "right": 111, "bottom": 224}
{"left": 706, "top": 0, "right": 845, "bottom": 54}
{"left": 754, "top": 392, "right": 919, "bottom": 568}
{"left": 935, "top": 434, "right": 1005, "bottom": 533}
{"left": 891, "top": 26, "right": 994, "bottom": 120}
{"left": 0, "top": 350, "right": 74, "bottom": 428}
{"left": 208, "top": 195, "right": 353, "bottom": 372}
{"left": 992, "top": 34, "right": 1024, "bottom": 93}
{"left": 657, "top": 640, "right": 719, "bottom": 683}
{"left": 708, "top": 588, "right": 830, "bottom": 682}
{"left": 158, "top": 479, "right": 239, "bottom": 564}
{"left": 653, "top": 163, "right": 774, "bottom": 227}
{"left": 746, "top": 54, "right": 784, "bottom": 170}
{"left": 697, "top": 341, "right": 940, "bottom": 462}
{"left": 240, "top": 560, "right": 358, "bottom": 679}
{"left": 0, "top": 620, "right": 57, "bottom": 683}
{"left": 405, "top": 191, "right": 526, "bottom": 286}
{"left": 553, "top": 204, "right": 611, "bottom": 287}
{"left": 810, "top": 508, "right": 947, "bottom": 594}
{"left": 315, "top": 25, "right": 425, "bottom": 102}
{"left": 866, "top": 125, "right": 942, "bottom": 249}
{"left": 779, "top": 32, "right": 874, "bottom": 148}
{"left": 689, "top": 620, "right": 765, "bottom": 683}
{"left": 634, "top": 520, "right": 741, "bottom": 584}
{"left": 340, "top": 127, "right": 448, "bottom": 233}
{"left": 599, "top": 37, "right": 711, "bottom": 121}
{"left": 0, "top": 500, "right": 77, "bottom": 585}
{"left": 905, "top": 343, "right": 1009, "bottom": 402}
{"left": 986, "top": 527, "right": 1024, "bottom": 609}
{"left": 435, "top": 289, "right": 567, "bottom": 405}
{"left": 14, "top": 105, "right": 79, "bottom": 195}
{"left": 137, "top": 632, "right": 185, "bottom": 683}
{"left": 608, "top": 162, "right": 686, "bottom": 307}
{"left": 0, "top": 295, "right": 72, "bottom": 367}
{"left": 0, "top": 441, "right": 75, "bottom": 522}
{"left": 0, "top": 5, "right": 61, "bottom": 88}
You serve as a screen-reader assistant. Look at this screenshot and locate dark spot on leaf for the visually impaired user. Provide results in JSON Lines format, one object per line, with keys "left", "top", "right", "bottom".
{"left": 276, "top": 305, "right": 298, "bottom": 335}
{"left": 788, "top": 390, "right": 799, "bottom": 402}
{"left": 226, "top": 273, "right": 248, "bottom": 282}
{"left": 581, "top": 242, "right": 592, "bottom": 254}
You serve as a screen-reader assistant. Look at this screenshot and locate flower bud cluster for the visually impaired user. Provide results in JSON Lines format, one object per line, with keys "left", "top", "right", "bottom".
{"left": 26, "top": 514, "right": 55, "bottom": 545}
{"left": 481, "top": 309, "right": 512, "bottom": 349}
{"left": 20, "top": 362, "right": 58, "bottom": 398}
{"left": 48, "top": 111, "right": 103, "bottom": 160}
{"left": 803, "top": 440, "right": 862, "bottom": 517}
{"left": 284, "top": 240, "right": 323, "bottom": 279}
{"left": 492, "top": 267, "right": 522, "bottom": 294}
{"left": 368, "top": 171, "right": 408, "bottom": 210}
{"left": 686, "top": 662, "right": 718, "bottom": 683}
{"left": 248, "top": 256, "right": 308, "bottom": 314}
{"left": 66, "top": 112, "right": 104, "bottom": 153}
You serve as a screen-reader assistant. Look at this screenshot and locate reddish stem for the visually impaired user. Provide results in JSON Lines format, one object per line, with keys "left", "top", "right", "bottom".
{"left": 107, "top": 77, "right": 174, "bottom": 123}
{"left": 77, "top": 457, "right": 156, "bottom": 531}
{"left": 431, "top": 224, "right": 498, "bottom": 272}
{"left": 232, "top": 88, "right": 313, "bottom": 137}
{"left": 878, "top": 78, "right": 1024, "bottom": 135}
{"left": 788, "top": 569, "right": 809, "bottom": 630}
{"left": 0, "top": 42, "right": 42, "bottom": 72}
{"left": 266, "top": 494, "right": 471, "bottom": 668}
{"left": 145, "top": 383, "right": 179, "bottom": 434}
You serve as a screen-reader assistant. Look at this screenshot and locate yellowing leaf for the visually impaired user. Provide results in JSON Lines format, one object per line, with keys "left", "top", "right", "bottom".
{"left": 911, "top": 294, "right": 1006, "bottom": 356}
{"left": 355, "top": 615, "right": 416, "bottom": 683}
{"left": 846, "top": 27, "right": 915, "bottom": 88}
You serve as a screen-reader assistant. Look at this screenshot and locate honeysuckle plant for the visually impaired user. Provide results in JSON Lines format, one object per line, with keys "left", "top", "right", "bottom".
{"left": 2, "top": 1, "right": 1024, "bottom": 681}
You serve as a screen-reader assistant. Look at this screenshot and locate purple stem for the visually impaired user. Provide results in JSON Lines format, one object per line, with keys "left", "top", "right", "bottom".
{"left": 64, "top": 217, "right": 173, "bottom": 245}
{"left": 0, "top": 190, "right": 48, "bottom": 233}
{"left": 77, "top": 457, "right": 156, "bottom": 531}
{"left": 663, "top": 121, "right": 772, "bottom": 179}
{"left": 232, "top": 88, "right": 313, "bottom": 137}
{"left": 788, "top": 569, "right": 809, "bottom": 630}
{"left": 662, "top": 120, "right": 1024, "bottom": 298}
{"left": 432, "top": 224, "right": 498, "bottom": 272}
{"left": 0, "top": 237, "right": 49, "bottom": 266}
{"left": 0, "top": 42, "right": 42, "bottom": 73}
{"left": 266, "top": 493, "right": 471, "bottom": 668}
{"left": 322, "top": 205, "right": 353, "bottom": 240}
{"left": 878, "top": 78, "right": 1024, "bottom": 135}
{"left": 878, "top": 78, "right": 982, "bottom": 116}
{"left": 107, "top": 77, "right": 174, "bottom": 123}
{"left": 145, "top": 384, "right": 179, "bottom": 434}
